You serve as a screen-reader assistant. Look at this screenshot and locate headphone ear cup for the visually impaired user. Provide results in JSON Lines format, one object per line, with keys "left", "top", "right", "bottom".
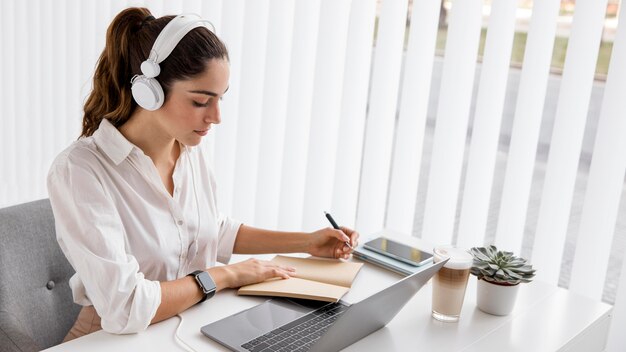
{"left": 131, "top": 76, "right": 165, "bottom": 111}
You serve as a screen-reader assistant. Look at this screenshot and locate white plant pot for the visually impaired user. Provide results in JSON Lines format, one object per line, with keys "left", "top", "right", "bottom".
{"left": 476, "top": 279, "right": 520, "bottom": 316}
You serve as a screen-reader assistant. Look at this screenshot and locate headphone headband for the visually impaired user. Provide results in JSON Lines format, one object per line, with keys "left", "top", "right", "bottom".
{"left": 148, "top": 14, "right": 215, "bottom": 64}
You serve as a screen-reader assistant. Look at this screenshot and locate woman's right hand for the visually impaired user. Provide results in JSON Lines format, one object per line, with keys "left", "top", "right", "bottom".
{"left": 219, "top": 258, "right": 296, "bottom": 289}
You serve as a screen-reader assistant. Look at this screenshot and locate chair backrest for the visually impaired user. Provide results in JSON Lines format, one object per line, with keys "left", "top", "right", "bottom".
{"left": 0, "top": 199, "right": 81, "bottom": 351}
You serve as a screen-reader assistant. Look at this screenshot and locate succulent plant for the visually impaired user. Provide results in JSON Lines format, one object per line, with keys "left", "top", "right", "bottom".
{"left": 469, "top": 245, "right": 536, "bottom": 285}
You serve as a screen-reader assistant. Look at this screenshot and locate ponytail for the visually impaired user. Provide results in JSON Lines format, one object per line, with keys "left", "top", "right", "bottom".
{"left": 81, "top": 7, "right": 150, "bottom": 137}
{"left": 80, "top": 7, "right": 228, "bottom": 138}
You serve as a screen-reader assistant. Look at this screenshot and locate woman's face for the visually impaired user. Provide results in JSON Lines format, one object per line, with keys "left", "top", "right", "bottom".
{"left": 156, "top": 58, "right": 230, "bottom": 146}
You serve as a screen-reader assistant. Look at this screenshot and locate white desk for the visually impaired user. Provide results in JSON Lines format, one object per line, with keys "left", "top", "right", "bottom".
{"left": 44, "top": 253, "right": 612, "bottom": 352}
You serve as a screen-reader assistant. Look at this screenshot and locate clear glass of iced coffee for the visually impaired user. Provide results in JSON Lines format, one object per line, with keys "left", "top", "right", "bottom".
{"left": 431, "top": 245, "right": 473, "bottom": 322}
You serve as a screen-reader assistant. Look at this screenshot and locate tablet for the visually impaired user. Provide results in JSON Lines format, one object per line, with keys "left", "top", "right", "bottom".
{"left": 363, "top": 237, "right": 433, "bottom": 267}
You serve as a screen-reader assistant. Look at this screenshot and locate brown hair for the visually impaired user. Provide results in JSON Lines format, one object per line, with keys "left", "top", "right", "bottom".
{"left": 80, "top": 7, "right": 229, "bottom": 137}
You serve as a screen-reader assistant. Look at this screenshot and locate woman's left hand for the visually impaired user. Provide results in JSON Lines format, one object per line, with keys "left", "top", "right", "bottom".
{"left": 307, "top": 226, "right": 360, "bottom": 259}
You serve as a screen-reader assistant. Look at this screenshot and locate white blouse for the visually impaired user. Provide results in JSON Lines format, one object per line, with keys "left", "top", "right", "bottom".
{"left": 47, "top": 119, "right": 241, "bottom": 334}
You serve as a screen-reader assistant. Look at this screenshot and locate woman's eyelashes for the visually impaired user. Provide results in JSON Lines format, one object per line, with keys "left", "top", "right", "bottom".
{"left": 192, "top": 100, "right": 209, "bottom": 108}
{"left": 192, "top": 96, "right": 223, "bottom": 108}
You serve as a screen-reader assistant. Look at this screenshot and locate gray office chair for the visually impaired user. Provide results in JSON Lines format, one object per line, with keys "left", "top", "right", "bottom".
{"left": 0, "top": 199, "right": 81, "bottom": 351}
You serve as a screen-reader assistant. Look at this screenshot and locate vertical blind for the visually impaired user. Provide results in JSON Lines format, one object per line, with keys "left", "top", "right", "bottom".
{"left": 420, "top": 0, "right": 483, "bottom": 244}
{"left": 1, "top": 2, "right": 625, "bottom": 347}
{"left": 356, "top": 0, "right": 408, "bottom": 235}
{"left": 455, "top": 0, "right": 518, "bottom": 250}
{"left": 494, "top": 0, "right": 562, "bottom": 253}
{"left": 533, "top": 0, "right": 610, "bottom": 288}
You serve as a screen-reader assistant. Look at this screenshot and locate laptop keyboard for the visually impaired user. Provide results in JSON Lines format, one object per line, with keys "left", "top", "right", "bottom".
{"left": 240, "top": 302, "right": 349, "bottom": 352}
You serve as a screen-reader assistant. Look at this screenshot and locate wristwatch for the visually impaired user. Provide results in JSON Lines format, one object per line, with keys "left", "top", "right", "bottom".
{"left": 188, "top": 270, "right": 217, "bottom": 303}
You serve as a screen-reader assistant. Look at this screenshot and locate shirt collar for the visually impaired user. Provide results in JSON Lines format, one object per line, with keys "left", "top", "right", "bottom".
{"left": 92, "top": 119, "right": 194, "bottom": 165}
{"left": 92, "top": 119, "right": 136, "bottom": 165}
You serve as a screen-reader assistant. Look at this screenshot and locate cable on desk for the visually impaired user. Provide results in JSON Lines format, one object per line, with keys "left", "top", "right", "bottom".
{"left": 174, "top": 314, "right": 198, "bottom": 352}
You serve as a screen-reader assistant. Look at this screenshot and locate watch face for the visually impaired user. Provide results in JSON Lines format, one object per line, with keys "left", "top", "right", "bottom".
{"left": 197, "top": 271, "right": 216, "bottom": 293}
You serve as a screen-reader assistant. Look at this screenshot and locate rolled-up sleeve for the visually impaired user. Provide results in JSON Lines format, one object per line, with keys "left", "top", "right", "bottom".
{"left": 48, "top": 155, "right": 161, "bottom": 334}
{"left": 216, "top": 213, "right": 241, "bottom": 264}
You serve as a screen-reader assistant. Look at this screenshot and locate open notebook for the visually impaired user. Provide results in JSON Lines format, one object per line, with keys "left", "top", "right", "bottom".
{"left": 237, "top": 255, "right": 363, "bottom": 302}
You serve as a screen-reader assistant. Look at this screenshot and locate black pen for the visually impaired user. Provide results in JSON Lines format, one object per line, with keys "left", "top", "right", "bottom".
{"left": 324, "top": 211, "right": 353, "bottom": 249}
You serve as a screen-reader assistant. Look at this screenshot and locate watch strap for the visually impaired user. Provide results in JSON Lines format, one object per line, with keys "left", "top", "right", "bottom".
{"left": 188, "top": 270, "right": 216, "bottom": 303}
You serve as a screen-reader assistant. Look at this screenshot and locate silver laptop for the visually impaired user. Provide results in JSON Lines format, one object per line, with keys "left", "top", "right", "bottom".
{"left": 201, "top": 258, "right": 447, "bottom": 352}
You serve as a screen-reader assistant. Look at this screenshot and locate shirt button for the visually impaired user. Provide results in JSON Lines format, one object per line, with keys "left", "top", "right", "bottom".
{"left": 177, "top": 220, "right": 184, "bottom": 226}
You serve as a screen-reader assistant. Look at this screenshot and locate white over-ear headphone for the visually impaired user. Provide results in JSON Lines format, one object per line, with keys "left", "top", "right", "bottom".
{"left": 131, "top": 14, "right": 215, "bottom": 111}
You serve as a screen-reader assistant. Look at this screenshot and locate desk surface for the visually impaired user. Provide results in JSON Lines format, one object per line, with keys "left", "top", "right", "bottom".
{"left": 44, "top": 242, "right": 613, "bottom": 352}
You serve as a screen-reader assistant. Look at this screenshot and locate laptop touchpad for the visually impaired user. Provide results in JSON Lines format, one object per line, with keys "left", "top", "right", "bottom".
{"left": 201, "top": 298, "right": 315, "bottom": 348}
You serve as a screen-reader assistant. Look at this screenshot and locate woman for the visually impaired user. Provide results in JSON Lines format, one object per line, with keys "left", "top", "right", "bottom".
{"left": 47, "top": 7, "right": 358, "bottom": 340}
